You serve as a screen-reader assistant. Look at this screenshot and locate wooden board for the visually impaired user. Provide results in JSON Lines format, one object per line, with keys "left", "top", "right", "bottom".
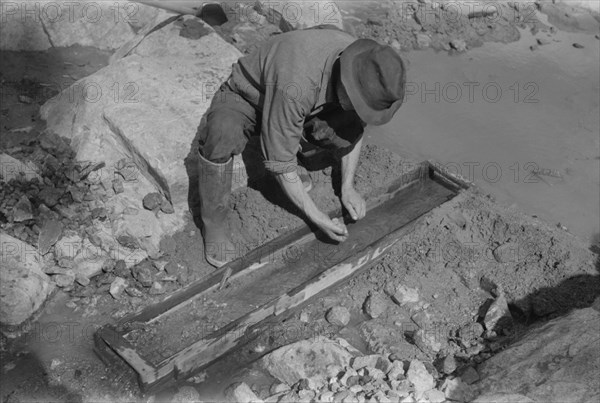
{"left": 94, "top": 162, "right": 467, "bottom": 392}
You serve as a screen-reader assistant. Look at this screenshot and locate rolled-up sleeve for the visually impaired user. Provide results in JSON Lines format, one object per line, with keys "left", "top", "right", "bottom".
{"left": 261, "top": 83, "right": 308, "bottom": 175}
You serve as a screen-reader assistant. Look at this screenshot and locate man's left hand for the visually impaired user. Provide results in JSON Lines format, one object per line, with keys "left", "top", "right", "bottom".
{"left": 341, "top": 186, "right": 366, "bottom": 221}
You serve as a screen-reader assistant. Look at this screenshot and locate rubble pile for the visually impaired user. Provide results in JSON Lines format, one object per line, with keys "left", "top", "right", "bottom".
{"left": 234, "top": 352, "right": 480, "bottom": 403}
{"left": 0, "top": 132, "right": 180, "bottom": 307}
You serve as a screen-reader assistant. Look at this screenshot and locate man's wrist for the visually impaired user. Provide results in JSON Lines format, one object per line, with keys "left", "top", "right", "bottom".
{"left": 341, "top": 182, "right": 355, "bottom": 193}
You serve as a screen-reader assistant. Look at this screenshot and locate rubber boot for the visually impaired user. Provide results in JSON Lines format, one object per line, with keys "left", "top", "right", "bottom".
{"left": 198, "top": 152, "right": 237, "bottom": 268}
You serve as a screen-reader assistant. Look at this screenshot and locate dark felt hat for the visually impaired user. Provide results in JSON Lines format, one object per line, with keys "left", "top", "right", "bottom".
{"left": 340, "top": 39, "right": 406, "bottom": 125}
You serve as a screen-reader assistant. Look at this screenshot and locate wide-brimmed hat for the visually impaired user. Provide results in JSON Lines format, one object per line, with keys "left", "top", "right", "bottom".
{"left": 340, "top": 39, "right": 406, "bottom": 126}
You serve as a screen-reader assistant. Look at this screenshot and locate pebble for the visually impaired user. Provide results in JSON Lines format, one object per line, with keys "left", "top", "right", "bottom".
{"left": 53, "top": 273, "right": 75, "bottom": 287}
{"left": 386, "top": 360, "right": 405, "bottom": 381}
{"left": 406, "top": 360, "right": 435, "bottom": 399}
{"left": 364, "top": 293, "right": 388, "bottom": 319}
{"left": 326, "top": 306, "right": 350, "bottom": 326}
{"left": 132, "top": 261, "right": 155, "bottom": 287}
{"left": 424, "top": 389, "right": 445, "bottom": 403}
{"left": 13, "top": 195, "right": 33, "bottom": 222}
{"left": 572, "top": 43, "right": 584, "bottom": 49}
{"left": 441, "top": 354, "right": 457, "bottom": 374}
{"left": 224, "top": 382, "right": 261, "bottom": 403}
{"left": 450, "top": 39, "right": 467, "bottom": 52}
{"left": 112, "top": 178, "right": 124, "bottom": 194}
{"left": 391, "top": 285, "right": 419, "bottom": 307}
{"left": 149, "top": 281, "right": 165, "bottom": 295}
{"left": 461, "top": 366, "right": 480, "bottom": 384}
{"left": 109, "top": 277, "right": 128, "bottom": 299}
{"left": 442, "top": 378, "right": 475, "bottom": 402}
{"left": 171, "top": 386, "right": 201, "bottom": 403}
{"left": 484, "top": 294, "right": 512, "bottom": 333}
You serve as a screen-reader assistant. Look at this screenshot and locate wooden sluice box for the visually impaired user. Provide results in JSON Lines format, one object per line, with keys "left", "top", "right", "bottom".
{"left": 94, "top": 161, "right": 468, "bottom": 392}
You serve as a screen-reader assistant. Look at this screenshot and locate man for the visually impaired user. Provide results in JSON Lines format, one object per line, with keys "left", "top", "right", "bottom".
{"left": 198, "top": 27, "right": 406, "bottom": 267}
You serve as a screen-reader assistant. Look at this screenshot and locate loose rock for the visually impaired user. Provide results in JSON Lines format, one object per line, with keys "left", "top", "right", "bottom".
{"left": 483, "top": 294, "right": 513, "bottom": 333}
{"left": 142, "top": 192, "right": 163, "bottom": 211}
{"left": 13, "top": 195, "right": 33, "bottom": 222}
{"left": 326, "top": 306, "right": 350, "bottom": 326}
{"left": 391, "top": 285, "right": 420, "bottom": 307}
{"left": 461, "top": 366, "right": 480, "bottom": 385}
{"left": 224, "top": 382, "right": 263, "bottom": 403}
{"left": 363, "top": 293, "right": 387, "bottom": 319}
{"left": 261, "top": 337, "right": 353, "bottom": 386}
{"left": 406, "top": 360, "right": 435, "bottom": 399}
{"left": 109, "top": 277, "right": 128, "bottom": 299}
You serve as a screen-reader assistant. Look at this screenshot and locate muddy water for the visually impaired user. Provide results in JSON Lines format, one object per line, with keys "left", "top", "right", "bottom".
{"left": 367, "top": 25, "right": 600, "bottom": 245}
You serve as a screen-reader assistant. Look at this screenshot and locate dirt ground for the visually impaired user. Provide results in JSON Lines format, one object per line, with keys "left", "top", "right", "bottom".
{"left": 1, "top": 5, "right": 599, "bottom": 403}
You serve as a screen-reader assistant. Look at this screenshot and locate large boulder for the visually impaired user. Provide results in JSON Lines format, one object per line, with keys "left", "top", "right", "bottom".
{"left": 0, "top": 0, "right": 160, "bottom": 51}
{"left": 475, "top": 305, "right": 600, "bottom": 402}
{"left": 260, "top": 336, "right": 355, "bottom": 386}
{"left": 40, "top": 15, "right": 242, "bottom": 254}
{"left": 0, "top": 232, "right": 54, "bottom": 327}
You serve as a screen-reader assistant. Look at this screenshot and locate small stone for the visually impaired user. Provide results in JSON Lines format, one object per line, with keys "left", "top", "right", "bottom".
{"left": 319, "top": 391, "right": 334, "bottom": 402}
{"left": 326, "top": 306, "right": 350, "bottom": 326}
{"left": 142, "top": 192, "right": 163, "bottom": 211}
{"left": 529, "top": 44, "right": 539, "bottom": 51}
{"left": 386, "top": 360, "right": 405, "bottom": 380}
{"left": 91, "top": 207, "right": 108, "bottom": 220}
{"left": 112, "top": 178, "right": 124, "bottom": 194}
{"left": 13, "top": 195, "right": 33, "bottom": 222}
{"left": 441, "top": 377, "right": 475, "bottom": 402}
{"left": 49, "top": 358, "right": 62, "bottom": 370}
{"left": 270, "top": 383, "right": 290, "bottom": 395}
{"left": 536, "top": 37, "right": 551, "bottom": 46}
{"left": 117, "top": 234, "right": 138, "bottom": 249}
{"left": 442, "top": 355, "right": 457, "bottom": 375}
{"left": 450, "top": 39, "right": 467, "bottom": 52}
{"left": 460, "top": 366, "right": 479, "bottom": 384}
{"left": 299, "top": 311, "right": 310, "bottom": 322}
{"left": 391, "top": 285, "right": 419, "bottom": 307}
{"left": 75, "top": 274, "right": 90, "bottom": 286}
{"left": 57, "top": 257, "right": 74, "bottom": 269}
{"left": 424, "top": 389, "right": 445, "bottom": 403}
{"left": 339, "top": 368, "right": 358, "bottom": 386}
{"left": 113, "top": 260, "right": 128, "bottom": 276}
{"left": 492, "top": 242, "right": 518, "bottom": 263}
{"left": 366, "top": 16, "right": 383, "bottom": 26}
{"left": 484, "top": 294, "right": 513, "bottom": 333}
{"left": 38, "top": 219, "right": 62, "bottom": 254}
{"left": 160, "top": 199, "right": 175, "bottom": 214}
{"left": 364, "top": 293, "right": 387, "bottom": 319}
{"left": 53, "top": 273, "right": 75, "bottom": 287}
{"left": 171, "top": 386, "right": 201, "bottom": 403}
{"left": 101, "top": 258, "right": 116, "bottom": 273}
{"left": 572, "top": 43, "right": 584, "bottom": 49}
{"left": 125, "top": 287, "right": 143, "bottom": 297}
{"left": 149, "top": 281, "right": 165, "bottom": 295}
{"left": 224, "top": 382, "right": 263, "bottom": 403}
{"left": 406, "top": 360, "right": 434, "bottom": 399}
{"left": 109, "top": 277, "right": 128, "bottom": 299}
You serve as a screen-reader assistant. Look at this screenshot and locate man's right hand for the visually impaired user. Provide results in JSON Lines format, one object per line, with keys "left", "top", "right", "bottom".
{"left": 315, "top": 215, "right": 348, "bottom": 243}
{"left": 274, "top": 168, "right": 349, "bottom": 243}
